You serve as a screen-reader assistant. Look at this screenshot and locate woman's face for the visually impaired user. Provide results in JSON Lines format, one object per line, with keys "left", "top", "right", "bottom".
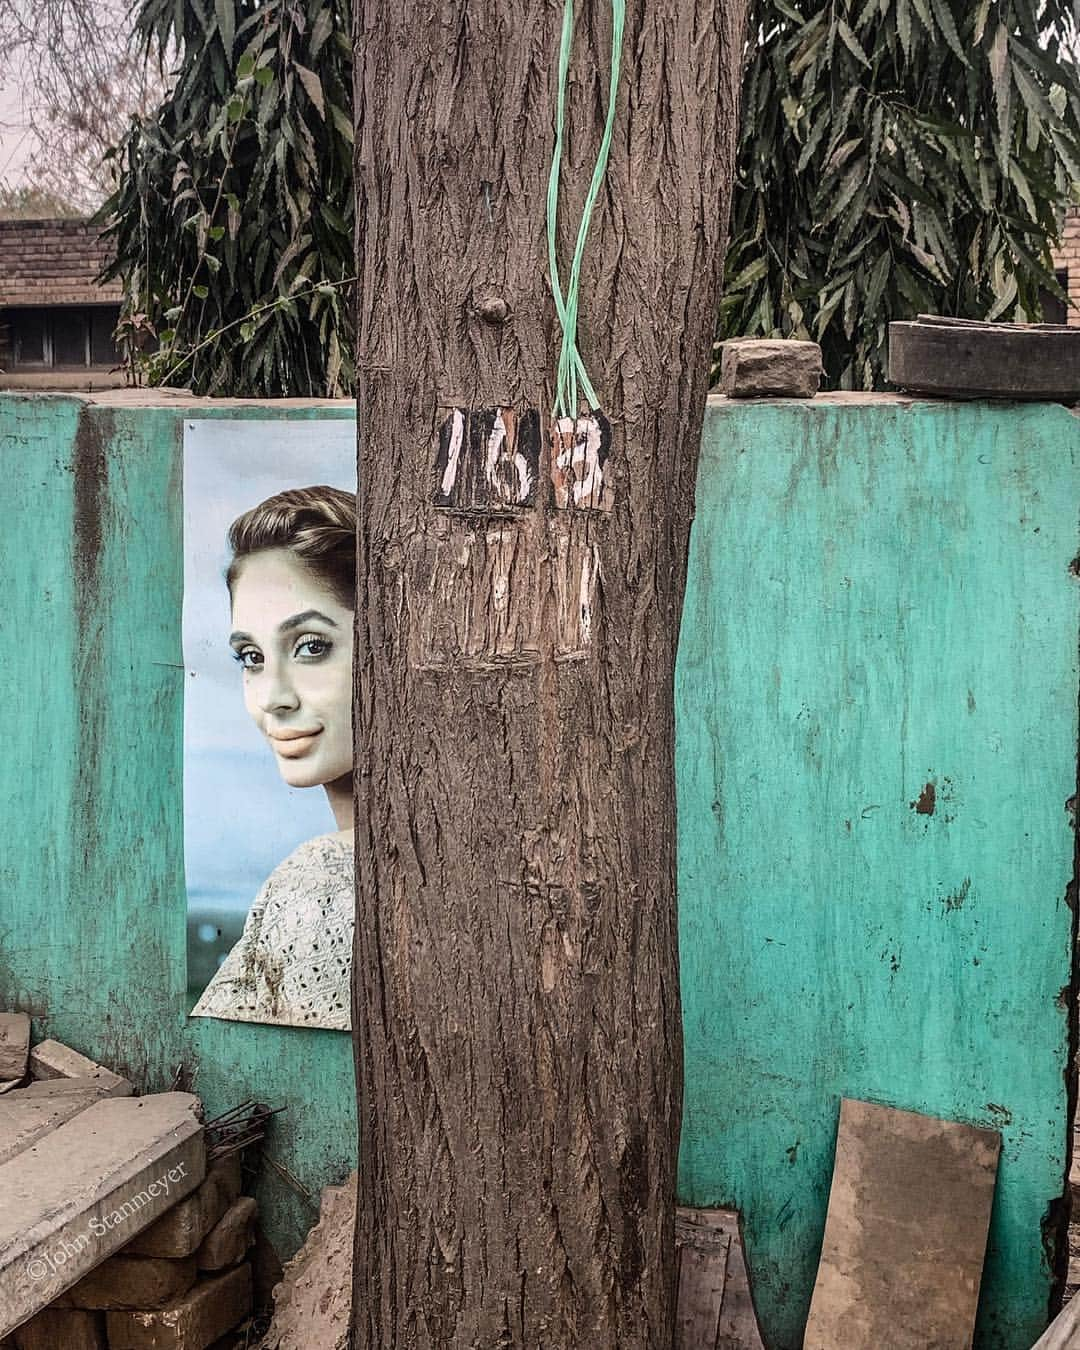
{"left": 228, "top": 548, "right": 354, "bottom": 791}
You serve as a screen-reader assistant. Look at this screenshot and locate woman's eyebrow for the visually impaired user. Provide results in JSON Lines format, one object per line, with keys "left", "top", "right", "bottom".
{"left": 278, "top": 609, "right": 339, "bottom": 633}
{"left": 229, "top": 630, "right": 253, "bottom": 647}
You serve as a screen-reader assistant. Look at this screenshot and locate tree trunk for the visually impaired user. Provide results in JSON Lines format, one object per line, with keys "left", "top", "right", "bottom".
{"left": 351, "top": 2, "right": 747, "bottom": 1346}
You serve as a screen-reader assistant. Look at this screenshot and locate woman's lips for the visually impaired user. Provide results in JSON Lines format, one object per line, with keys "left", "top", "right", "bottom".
{"left": 269, "top": 729, "right": 322, "bottom": 757}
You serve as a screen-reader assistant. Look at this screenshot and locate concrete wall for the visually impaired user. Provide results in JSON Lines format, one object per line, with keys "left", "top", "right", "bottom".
{"left": 0, "top": 392, "right": 356, "bottom": 1263}
{"left": 0, "top": 390, "right": 1076, "bottom": 1346}
{"left": 678, "top": 394, "right": 1079, "bottom": 1348}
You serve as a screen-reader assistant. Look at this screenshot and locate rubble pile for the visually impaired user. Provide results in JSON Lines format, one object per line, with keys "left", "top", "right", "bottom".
{"left": 0, "top": 1014, "right": 260, "bottom": 1350}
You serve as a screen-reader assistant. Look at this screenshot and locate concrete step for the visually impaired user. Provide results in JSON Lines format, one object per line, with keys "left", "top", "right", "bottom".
{"left": 0, "top": 1093, "right": 205, "bottom": 1340}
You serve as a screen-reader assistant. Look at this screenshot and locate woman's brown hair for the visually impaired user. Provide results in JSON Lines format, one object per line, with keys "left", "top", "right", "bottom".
{"left": 225, "top": 485, "right": 356, "bottom": 608}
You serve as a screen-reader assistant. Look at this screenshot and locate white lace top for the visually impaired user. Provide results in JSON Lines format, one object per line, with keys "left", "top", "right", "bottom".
{"left": 190, "top": 833, "right": 354, "bottom": 1031}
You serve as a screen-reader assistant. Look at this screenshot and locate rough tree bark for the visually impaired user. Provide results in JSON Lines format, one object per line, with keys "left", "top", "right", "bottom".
{"left": 351, "top": 2, "right": 747, "bottom": 1346}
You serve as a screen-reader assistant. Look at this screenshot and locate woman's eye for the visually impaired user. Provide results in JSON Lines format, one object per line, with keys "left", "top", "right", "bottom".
{"left": 295, "top": 635, "right": 332, "bottom": 659}
{"left": 232, "top": 647, "right": 263, "bottom": 670}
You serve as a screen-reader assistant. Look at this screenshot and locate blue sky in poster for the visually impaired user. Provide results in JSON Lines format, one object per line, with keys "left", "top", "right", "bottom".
{"left": 182, "top": 419, "right": 355, "bottom": 922}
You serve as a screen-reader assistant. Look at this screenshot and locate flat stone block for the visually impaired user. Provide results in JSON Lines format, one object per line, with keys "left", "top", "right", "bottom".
{"left": 14, "top": 1078, "right": 114, "bottom": 1102}
{"left": 28, "top": 1040, "right": 132, "bottom": 1097}
{"left": 0, "top": 1015, "right": 29, "bottom": 1081}
{"left": 13, "top": 1307, "right": 106, "bottom": 1350}
{"left": 720, "top": 338, "right": 823, "bottom": 398}
{"left": 126, "top": 1155, "right": 242, "bottom": 1259}
{"left": 0, "top": 1089, "right": 109, "bottom": 1165}
{"left": 57, "top": 1254, "right": 197, "bottom": 1311}
{"left": 106, "top": 1264, "right": 253, "bottom": 1350}
{"left": 0, "top": 1093, "right": 205, "bottom": 1340}
{"left": 196, "top": 1197, "right": 257, "bottom": 1272}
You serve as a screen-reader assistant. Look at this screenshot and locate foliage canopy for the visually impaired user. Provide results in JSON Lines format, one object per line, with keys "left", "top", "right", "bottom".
{"left": 106, "top": 0, "right": 1080, "bottom": 395}
{"left": 102, "top": 0, "right": 353, "bottom": 397}
{"left": 724, "top": 0, "right": 1080, "bottom": 387}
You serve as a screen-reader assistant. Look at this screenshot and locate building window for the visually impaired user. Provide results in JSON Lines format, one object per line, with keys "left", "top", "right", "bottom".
{"left": 2, "top": 305, "right": 121, "bottom": 370}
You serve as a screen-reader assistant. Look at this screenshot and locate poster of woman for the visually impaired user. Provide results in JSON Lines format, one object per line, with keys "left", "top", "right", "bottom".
{"left": 182, "top": 418, "right": 356, "bottom": 1030}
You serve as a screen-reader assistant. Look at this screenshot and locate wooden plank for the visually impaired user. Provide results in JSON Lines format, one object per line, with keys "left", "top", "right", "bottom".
{"left": 804, "top": 1098, "right": 1001, "bottom": 1350}
{"left": 675, "top": 1207, "right": 765, "bottom": 1350}
{"left": 889, "top": 318, "right": 1080, "bottom": 399}
{"left": 715, "top": 1215, "right": 764, "bottom": 1350}
{"left": 676, "top": 1209, "right": 730, "bottom": 1349}
{"left": 1032, "top": 1292, "right": 1080, "bottom": 1348}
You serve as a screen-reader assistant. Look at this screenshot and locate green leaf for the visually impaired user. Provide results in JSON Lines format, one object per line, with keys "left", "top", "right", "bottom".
{"left": 896, "top": 0, "right": 912, "bottom": 60}
{"left": 295, "top": 64, "right": 326, "bottom": 119}
{"left": 309, "top": 6, "right": 334, "bottom": 58}
{"left": 725, "top": 256, "right": 769, "bottom": 292}
{"left": 797, "top": 115, "right": 829, "bottom": 173}
{"left": 254, "top": 65, "right": 274, "bottom": 88}
{"left": 863, "top": 247, "right": 891, "bottom": 315}
{"left": 928, "top": 0, "right": 966, "bottom": 63}
{"left": 1011, "top": 60, "right": 1056, "bottom": 128}
{"left": 328, "top": 103, "right": 354, "bottom": 143}
{"left": 236, "top": 51, "right": 255, "bottom": 79}
{"left": 837, "top": 19, "right": 870, "bottom": 67}
{"left": 207, "top": 225, "right": 225, "bottom": 242}
{"left": 909, "top": 0, "right": 934, "bottom": 36}
{"left": 214, "top": 0, "right": 235, "bottom": 54}
{"left": 192, "top": 285, "right": 209, "bottom": 300}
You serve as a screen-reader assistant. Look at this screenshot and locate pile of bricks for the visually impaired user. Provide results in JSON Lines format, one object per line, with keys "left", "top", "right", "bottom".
{"left": 0, "top": 1014, "right": 259, "bottom": 1350}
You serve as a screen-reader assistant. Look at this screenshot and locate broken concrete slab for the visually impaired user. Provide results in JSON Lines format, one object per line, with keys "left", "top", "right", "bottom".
{"left": 196, "top": 1196, "right": 257, "bottom": 1272}
{"left": 125, "top": 1154, "right": 241, "bottom": 1259}
{"left": 1031, "top": 1288, "right": 1080, "bottom": 1347}
{"left": 106, "top": 1264, "right": 252, "bottom": 1350}
{"left": 56, "top": 1254, "right": 197, "bottom": 1311}
{"left": 0, "top": 1093, "right": 205, "bottom": 1341}
{"left": 12, "top": 1306, "right": 106, "bottom": 1350}
{"left": 719, "top": 338, "right": 823, "bottom": 399}
{"left": 28, "top": 1040, "right": 132, "bottom": 1097}
{"left": 0, "top": 1088, "right": 111, "bottom": 1166}
{"left": 0, "top": 1015, "right": 30, "bottom": 1081}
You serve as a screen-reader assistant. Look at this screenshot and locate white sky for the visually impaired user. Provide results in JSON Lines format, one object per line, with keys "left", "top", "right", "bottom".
{"left": 0, "top": 78, "right": 32, "bottom": 183}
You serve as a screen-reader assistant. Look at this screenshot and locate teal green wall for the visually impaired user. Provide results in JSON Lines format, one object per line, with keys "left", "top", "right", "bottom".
{"left": 1, "top": 393, "right": 1075, "bottom": 1345}
{"left": 677, "top": 397, "right": 1079, "bottom": 1349}
{"left": 0, "top": 395, "right": 357, "bottom": 1261}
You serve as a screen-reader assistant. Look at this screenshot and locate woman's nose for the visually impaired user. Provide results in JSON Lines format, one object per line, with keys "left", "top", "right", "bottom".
{"left": 257, "top": 664, "right": 300, "bottom": 714}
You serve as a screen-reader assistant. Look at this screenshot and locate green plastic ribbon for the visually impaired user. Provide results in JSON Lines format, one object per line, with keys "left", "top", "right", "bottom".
{"left": 546, "top": 0, "right": 626, "bottom": 420}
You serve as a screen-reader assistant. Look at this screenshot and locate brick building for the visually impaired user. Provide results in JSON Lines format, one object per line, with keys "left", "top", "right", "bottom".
{"left": 0, "top": 218, "right": 125, "bottom": 390}
{"left": 1049, "top": 204, "right": 1080, "bottom": 325}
